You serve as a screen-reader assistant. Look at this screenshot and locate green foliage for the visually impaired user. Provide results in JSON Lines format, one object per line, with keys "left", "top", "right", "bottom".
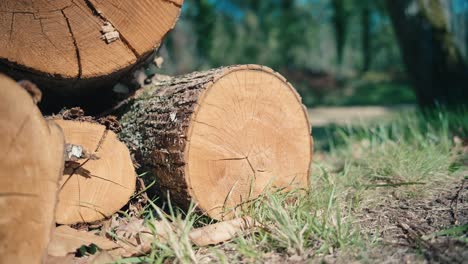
{"left": 163, "top": 0, "right": 404, "bottom": 76}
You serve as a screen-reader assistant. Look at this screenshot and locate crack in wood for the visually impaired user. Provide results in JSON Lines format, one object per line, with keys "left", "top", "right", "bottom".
{"left": 245, "top": 156, "right": 256, "bottom": 177}
{"left": 213, "top": 157, "right": 248, "bottom": 161}
{"left": 161, "top": 0, "right": 183, "bottom": 8}
{"left": 8, "top": 13, "right": 14, "bottom": 42}
{"left": 88, "top": 173, "right": 132, "bottom": 189}
{"left": 2, "top": 113, "right": 31, "bottom": 160}
{"left": 60, "top": 126, "right": 110, "bottom": 222}
{"left": 61, "top": 9, "right": 82, "bottom": 78}
{"left": 77, "top": 203, "right": 107, "bottom": 218}
{"left": 0, "top": 192, "right": 38, "bottom": 197}
{"left": 213, "top": 156, "right": 257, "bottom": 177}
{"left": 81, "top": 0, "right": 139, "bottom": 57}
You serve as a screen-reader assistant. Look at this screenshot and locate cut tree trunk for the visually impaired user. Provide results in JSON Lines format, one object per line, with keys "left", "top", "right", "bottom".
{"left": 0, "top": 75, "right": 65, "bottom": 263}
{"left": 120, "top": 64, "right": 313, "bottom": 220}
{"left": 53, "top": 119, "right": 136, "bottom": 224}
{"left": 0, "top": 0, "right": 183, "bottom": 112}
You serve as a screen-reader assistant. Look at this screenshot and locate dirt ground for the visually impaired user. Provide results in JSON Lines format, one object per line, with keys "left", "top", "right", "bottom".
{"left": 252, "top": 107, "right": 468, "bottom": 264}
{"left": 228, "top": 177, "right": 468, "bottom": 264}
{"left": 346, "top": 176, "right": 467, "bottom": 264}
{"left": 308, "top": 105, "right": 414, "bottom": 127}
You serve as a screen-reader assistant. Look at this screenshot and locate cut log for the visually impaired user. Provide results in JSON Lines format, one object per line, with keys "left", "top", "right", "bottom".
{"left": 120, "top": 64, "right": 313, "bottom": 219}
{"left": 54, "top": 119, "right": 136, "bottom": 224}
{"left": 0, "top": 75, "right": 64, "bottom": 263}
{"left": 0, "top": 0, "right": 183, "bottom": 112}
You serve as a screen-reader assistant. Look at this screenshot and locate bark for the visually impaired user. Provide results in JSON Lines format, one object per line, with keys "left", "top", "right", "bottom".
{"left": 120, "top": 67, "right": 226, "bottom": 208}
{"left": 361, "top": 3, "right": 372, "bottom": 72}
{"left": 331, "top": 0, "right": 351, "bottom": 65}
{"left": 386, "top": 0, "right": 468, "bottom": 107}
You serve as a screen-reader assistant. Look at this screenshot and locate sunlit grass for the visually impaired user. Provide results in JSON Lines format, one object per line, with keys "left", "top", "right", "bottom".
{"left": 119, "top": 108, "right": 467, "bottom": 263}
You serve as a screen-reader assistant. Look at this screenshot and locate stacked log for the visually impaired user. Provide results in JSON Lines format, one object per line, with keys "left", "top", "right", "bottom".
{"left": 53, "top": 119, "right": 136, "bottom": 224}
{"left": 0, "top": 0, "right": 183, "bottom": 112}
{"left": 0, "top": 75, "right": 64, "bottom": 263}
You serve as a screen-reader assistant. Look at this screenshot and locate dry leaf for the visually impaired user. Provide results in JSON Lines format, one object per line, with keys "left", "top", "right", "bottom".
{"left": 48, "top": 226, "right": 120, "bottom": 257}
{"left": 88, "top": 251, "right": 116, "bottom": 264}
{"left": 45, "top": 251, "right": 115, "bottom": 264}
{"left": 110, "top": 217, "right": 172, "bottom": 257}
{"left": 189, "top": 217, "right": 257, "bottom": 246}
{"left": 45, "top": 254, "right": 76, "bottom": 264}
{"left": 48, "top": 216, "right": 259, "bottom": 261}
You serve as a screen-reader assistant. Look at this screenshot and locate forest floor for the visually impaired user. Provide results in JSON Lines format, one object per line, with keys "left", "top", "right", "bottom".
{"left": 119, "top": 107, "right": 468, "bottom": 264}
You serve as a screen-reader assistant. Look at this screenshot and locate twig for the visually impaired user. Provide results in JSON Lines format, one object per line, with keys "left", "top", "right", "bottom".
{"left": 364, "top": 181, "right": 426, "bottom": 188}
{"left": 450, "top": 178, "right": 466, "bottom": 225}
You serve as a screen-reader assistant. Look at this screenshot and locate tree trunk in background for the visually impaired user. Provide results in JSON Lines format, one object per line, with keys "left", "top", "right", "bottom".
{"left": 386, "top": 0, "right": 468, "bottom": 107}
{"left": 331, "top": 0, "right": 351, "bottom": 65}
{"left": 361, "top": 4, "right": 372, "bottom": 72}
{"left": 191, "top": 0, "right": 216, "bottom": 65}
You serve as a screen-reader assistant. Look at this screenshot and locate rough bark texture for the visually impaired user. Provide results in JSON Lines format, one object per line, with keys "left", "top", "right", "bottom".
{"left": 386, "top": 0, "right": 468, "bottom": 107}
{"left": 120, "top": 64, "right": 313, "bottom": 219}
{"left": 120, "top": 67, "right": 226, "bottom": 208}
{"left": 0, "top": 74, "right": 65, "bottom": 264}
{"left": 0, "top": 0, "right": 183, "bottom": 113}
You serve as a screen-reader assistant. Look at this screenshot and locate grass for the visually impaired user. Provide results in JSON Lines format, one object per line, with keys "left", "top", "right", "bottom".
{"left": 119, "top": 108, "right": 467, "bottom": 263}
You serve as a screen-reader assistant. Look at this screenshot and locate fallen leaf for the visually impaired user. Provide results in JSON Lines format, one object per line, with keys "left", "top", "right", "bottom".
{"left": 189, "top": 217, "right": 257, "bottom": 246}
{"left": 109, "top": 217, "right": 172, "bottom": 257}
{"left": 88, "top": 251, "right": 116, "bottom": 264}
{"left": 48, "top": 225, "right": 120, "bottom": 257}
{"left": 45, "top": 254, "right": 76, "bottom": 264}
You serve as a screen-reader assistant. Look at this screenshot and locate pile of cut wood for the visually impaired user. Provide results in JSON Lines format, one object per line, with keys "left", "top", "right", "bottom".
{"left": 0, "top": 1, "right": 313, "bottom": 263}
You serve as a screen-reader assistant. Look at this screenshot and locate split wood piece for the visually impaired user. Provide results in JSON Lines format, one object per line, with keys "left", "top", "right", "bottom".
{"left": 0, "top": 0, "right": 183, "bottom": 110}
{"left": 0, "top": 74, "right": 65, "bottom": 264}
{"left": 54, "top": 120, "right": 136, "bottom": 224}
{"left": 120, "top": 64, "right": 313, "bottom": 220}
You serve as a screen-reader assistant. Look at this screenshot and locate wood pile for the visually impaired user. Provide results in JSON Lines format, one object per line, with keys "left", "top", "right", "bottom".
{"left": 0, "top": 1, "right": 313, "bottom": 262}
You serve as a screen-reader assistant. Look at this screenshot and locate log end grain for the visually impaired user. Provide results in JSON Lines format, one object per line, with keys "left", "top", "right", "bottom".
{"left": 54, "top": 120, "right": 136, "bottom": 224}
{"left": 186, "top": 65, "right": 313, "bottom": 218}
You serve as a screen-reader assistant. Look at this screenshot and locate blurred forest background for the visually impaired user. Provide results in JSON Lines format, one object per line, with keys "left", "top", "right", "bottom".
{"left": 157, "top": 0, "right": 468, "bottom": 108}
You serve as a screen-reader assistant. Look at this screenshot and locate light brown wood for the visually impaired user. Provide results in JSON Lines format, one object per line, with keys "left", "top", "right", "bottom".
{"left": 0, "top": 0, "right": 183, "bottom": 109}
{"left": 120, "top": 65, "right": 313, "bottom": 219}
{"left": 54, "top": 120, "right": 136, "bottom": 224}
{"left": 0, "top": 74, "right": 65, "bottom": 264}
